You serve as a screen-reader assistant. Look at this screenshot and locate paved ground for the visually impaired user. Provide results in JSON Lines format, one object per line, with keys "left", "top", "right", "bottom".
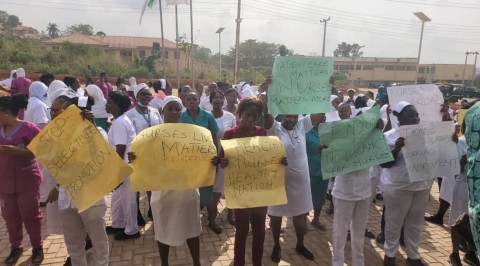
{"left": 0, "top": 183, "right": 459, "bottom": 266}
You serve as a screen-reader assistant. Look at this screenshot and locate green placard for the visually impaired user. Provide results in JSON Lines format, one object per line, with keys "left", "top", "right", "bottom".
{"left": 318, "top": 106, "right": 393, "bottom": 177}
{"left": 268, "top": 56, "right": 333, "bottom": 114}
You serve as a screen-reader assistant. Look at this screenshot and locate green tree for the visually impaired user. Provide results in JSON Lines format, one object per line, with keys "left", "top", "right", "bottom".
{"left": 0, "top": 10, "right": 9, "bottom": 24}
{"left": 4, "top": 15, "right": 21, "bottom": 28}
{"left": 225, "top": 39, "right": 293, "bottom": 68}
{"left": 46, "top": 23, "right": 60, "bottom": 39}
{"left": 95, "top": 31, "right": 106, "bottom": 36}
{"left": 334, "top": 42, "right": 364, "bottom": 57}
{"left": 65, "top": 24, "right": 94, "bottom": 35}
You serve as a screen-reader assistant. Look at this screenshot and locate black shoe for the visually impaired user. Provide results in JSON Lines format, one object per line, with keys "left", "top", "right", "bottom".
{"left": 376, "top": 193, "right": 384, "bottom": 200}
{"left": 114, "top": 231, "right": 141, "bottom": 241}
{"left": 31, "top": 248, "right": 44, "bottom": 264}
{"left": 449, "top": 252, "right": 462, "bottom": 266}
{"left": 4, "top": 248, "right": 23, "bottom": 265}
{"left": 106, "top": 226, "right": 125, "bottom": 234}
{"left": 463, "top": 251, "right": 480, "bottom": 266}
{"left": 406, "top": 258, "right": 425, "bottom": 266}
{"left": 271, "top": 246, "right": 281, "bottom": 262}
{"left": 39, "top": 202, "right": 47, "bottom": 207}
{"left": 376, "top": 232, "right": 385, "bottom": 245}
{"left": 400, "top": 235, "right": 405, "bottom": 247}
{"left": 296, "top": 245, "right": 314, "bottom": 260}
{"left": 365, "top": 229, "right": 376, "bottom": 239}
{"left": 137, "top": 212, "right": 146, "bottom": 226}
{"left": 147, "top": 208, "right": 152, "bottom": 219}
{"left": 63, "top": 257, "right": 72, "bottom": 266}
{"left": 208, "top": 224, "right": 222, "bottom": 234}
{"left": 384, "top": 255, "right": 396, "bottom": 266}
{"left": 425, "top": 215, "right": 443, "bottom": 226}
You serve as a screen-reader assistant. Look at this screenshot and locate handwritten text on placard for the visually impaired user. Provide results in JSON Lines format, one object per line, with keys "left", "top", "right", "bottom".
{"left": 130, "top": 123, "right": 217, "bottom": 190}
{"left": 221, "top": 136, "right": 287, "bottom": 209}
{"left": 268, "top": 56, "right": 333, "bottom": 115}
{"left": 28, "top": 105, "right": 132, "bottom": 212}
{"left": 319, "top": 106, "right": 393, "bottom": 177}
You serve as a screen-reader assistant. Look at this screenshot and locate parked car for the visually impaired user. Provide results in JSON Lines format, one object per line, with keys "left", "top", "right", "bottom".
{"left": 452, "top": 86, "right": 480, "bottom": 98}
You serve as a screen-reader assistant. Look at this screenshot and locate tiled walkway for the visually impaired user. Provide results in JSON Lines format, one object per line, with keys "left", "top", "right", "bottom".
{"left": 0, "top": 184, "right": 457, "bottom": 265}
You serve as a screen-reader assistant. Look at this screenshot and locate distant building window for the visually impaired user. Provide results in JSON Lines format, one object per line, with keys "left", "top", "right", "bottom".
{"left": 339, "top": 65, "right": 352, "bottom": 71}
{"left": 385, "top": 65, "right": 395, "bottom": 71}
{"left": 140, "top": 50, "right": 146, "bottom": 58}
{"left": 419, "top": 67, "right": 434, "bottom": 73}
{"left": 162, "top": 50, "right": 169, "bottom": 58}
{"left": 334, "top": 65, "right": 339, "bottom": 70}
{"left": 406, "top": 66, "right": 417, "bottom": 71}
{"left": 122, "top": 51, "right": 132, "bottom": 57}
{"left": 174, "top": 51, "right": 180, "bottom": 59}
{"left": 363, "top": 65, "right": 374, "bottom": 70}
{"left": 396, "top": 66, "right": 406, "bottom": 71}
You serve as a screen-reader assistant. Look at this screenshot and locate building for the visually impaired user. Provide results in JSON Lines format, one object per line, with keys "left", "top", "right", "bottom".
{"left": 333, "top": 57, "right": 475, "bottom": 87}
{"left": 0, "top": 25, "right": 41, "bottom": 39}
{"left": 44, "top": 33, "right": 187, "bottom": 69}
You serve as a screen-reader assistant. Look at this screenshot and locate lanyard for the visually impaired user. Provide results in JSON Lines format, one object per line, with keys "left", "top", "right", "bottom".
{"left": 136, "top": 107, "right": 151, "bottom": 127}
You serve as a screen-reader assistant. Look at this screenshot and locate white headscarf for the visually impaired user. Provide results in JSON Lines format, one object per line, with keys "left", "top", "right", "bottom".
{"left": 0, "top": 70, "right": 17, "bottom": 87}
{"left": 162, "top": 96, "right": 183, "bottom": 108}
{"left": 85, "top": 84, "right": 110, "bottom": 118}
{"left": 47, "top": 80, "right": 69, "bottom": 105}
{"left": 134, "top": 83, "right": 149, "bottom": 98}
{"left": 29, "top": 81, "right": 48, "bottom": 99}
{"left": 128, "top": 77, "right": 137, "bottom": 92}
{"left": 159, "top": 79, "right": 166, "bottom": 90}
{"left": 16, "top": 68, "right": 25, "bottom": 78}
{"left": 9, "top": 69, "right": 16, "bottom": 79}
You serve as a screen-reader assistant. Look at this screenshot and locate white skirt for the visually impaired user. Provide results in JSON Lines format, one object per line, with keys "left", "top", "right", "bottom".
{"left": 439, "top": 175, "right": 455, "bottom": 204}
{"left": 151, "top": 189, "right": 202, "bottom": 246}
{"left": 448, "top": 173, "right": 468, "bottom": 225}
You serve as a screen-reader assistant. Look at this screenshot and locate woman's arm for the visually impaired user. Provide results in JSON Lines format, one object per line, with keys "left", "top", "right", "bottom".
{"left": 116, "top": 144, "right": 127, "bottom": 160}
{"left": 379, "top": 137, "right": 404, "bottom": 168}
{"left": 0, "top": 145, "right": 35, "bottom": 157}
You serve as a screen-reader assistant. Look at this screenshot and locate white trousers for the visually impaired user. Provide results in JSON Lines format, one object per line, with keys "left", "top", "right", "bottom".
{"left": 332, "top": 197, "right": 370, "bottom": 266}
{"left": 59, "top": 204, "right": 109, "bottom": 266}
{"left": 40, "top": 167, "right": 56, "bottom": 203}
{"left": 111, "top": 177, "right": 139, "bottom": 235}
{"left": 383, "top": 187, "right": 429, "bottom": 259}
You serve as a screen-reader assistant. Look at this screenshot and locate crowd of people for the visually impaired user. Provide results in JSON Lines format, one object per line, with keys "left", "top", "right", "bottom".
{"left": 0, "top": 67, "right": 478, "bottom": 266}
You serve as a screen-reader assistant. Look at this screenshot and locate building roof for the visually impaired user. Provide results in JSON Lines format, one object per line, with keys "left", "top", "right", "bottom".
{"left": 334, "top": 57, "right": 418, "bottom": 63}
{"left": 45, "top": 32, "right": 177, "bottom": 49}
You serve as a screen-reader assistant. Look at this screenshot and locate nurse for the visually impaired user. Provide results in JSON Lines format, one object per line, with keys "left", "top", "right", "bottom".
{"left": 263, "top": 80, "right": 325, "bottom": 262}
{"left": 380, "top": 101, "right": 432, "bottom": 266}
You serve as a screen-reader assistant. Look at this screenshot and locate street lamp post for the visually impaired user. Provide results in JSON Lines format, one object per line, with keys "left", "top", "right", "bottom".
{"left": 462, "top": 52, "right": 471, "bottom": 86}
{"left": 216, "top": 27, "right": 225, "bottom": 80}
{"left": 413, "top": 12, "right": 431, "bottom": 84}
{"left": 471, "top": 52, "right": 479, "bottom": 86}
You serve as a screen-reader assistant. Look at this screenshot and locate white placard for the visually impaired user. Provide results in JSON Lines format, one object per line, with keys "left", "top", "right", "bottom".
{"left": 399, "top": 121, "right": 460, "bottom": 182}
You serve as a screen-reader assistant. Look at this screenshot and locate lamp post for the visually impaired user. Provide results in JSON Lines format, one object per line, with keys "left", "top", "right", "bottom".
{"left": 472, "top": 52, "right": 479, "bottom": 87}
{"left": 320, "top": 17, "right": 330, "bottom": 57}
{"left": 462, "top": 52, "right": 471, "bottom": 86}
{"left": 216, "top": 27, "right": 225, "bottom": 80}
{"left": 413, "top": 12, "right": 431, "bottom": 84}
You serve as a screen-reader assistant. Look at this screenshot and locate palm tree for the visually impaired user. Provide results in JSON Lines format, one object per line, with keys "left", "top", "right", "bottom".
{"left": 46, "top": 23, "right": 60, "bottom": 39}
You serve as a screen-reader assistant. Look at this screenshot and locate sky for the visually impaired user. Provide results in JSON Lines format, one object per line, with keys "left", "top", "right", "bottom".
{"left": 2, "top": 0, "right": 480, "bottom": 65}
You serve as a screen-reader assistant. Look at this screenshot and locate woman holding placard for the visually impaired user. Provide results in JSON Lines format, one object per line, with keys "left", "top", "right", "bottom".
{"left": 179, "top": 91, "right": 222, "bottom": 234}
{"left": 0, "top": 94, "right": 44, "bottom": 265}
{"left": 217, "top": 97, "right": 272, "bottom": 266}
{"left": 128, "top": 96, "right": 203, "bottom": 266}
{"left": 329, "top": 104, "right": 384, "bottom": 266}
{"left": 380, "top": 101, "right": 431, "bottom": 266}
{"left": 263, "top": 78, "right": 325, "bottom": 263}
{"left": 46, "top": 95, "right": 109, "bottom": 266}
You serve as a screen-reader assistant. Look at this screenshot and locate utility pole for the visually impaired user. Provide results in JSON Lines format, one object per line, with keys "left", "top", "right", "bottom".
{"left": 320, "top": 17, "right": 330, "bottom": 57}
{"left": 462, "top": 52, "right": 470, "bottom": 86}
{"left": 233, "top": 0, "right": 242, "bottom": 84}
{"left": 472, "top": 52, "right": 479, "bottom": 87}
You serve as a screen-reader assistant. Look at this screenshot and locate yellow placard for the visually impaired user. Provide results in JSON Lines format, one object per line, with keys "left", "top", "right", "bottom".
{"left": 458, "top": 109, "right": 466, "bottom": 136}
{"left": 130, "top": 123, "right": 217, "bottom": 190}
{"left": 27, "top": 105, "right": 132, "bottom": 212}
{"left": 221, "top": 136, "right": 287, "bottom": 209}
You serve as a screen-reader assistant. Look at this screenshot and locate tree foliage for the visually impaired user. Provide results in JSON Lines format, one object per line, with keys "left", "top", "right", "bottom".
{"left": 334, "top": 42, "right": 364, "bottom": 57}
{"left": 46, "top": 23, "right": 60, "bottom": 39}
{"left": 65, "top": 24, "right": 94, "bottom": 35}
{"left": 0, "top": 10, "right": 8, "bottom": 24}
{"left": 4, "top": 15, "right": 21, "bottom": 28}
{"left": 95, "top": 31, "right": 106, "bottom": 37}
{"left": 225, "top": 39, "right": 293, "bottom": 68}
